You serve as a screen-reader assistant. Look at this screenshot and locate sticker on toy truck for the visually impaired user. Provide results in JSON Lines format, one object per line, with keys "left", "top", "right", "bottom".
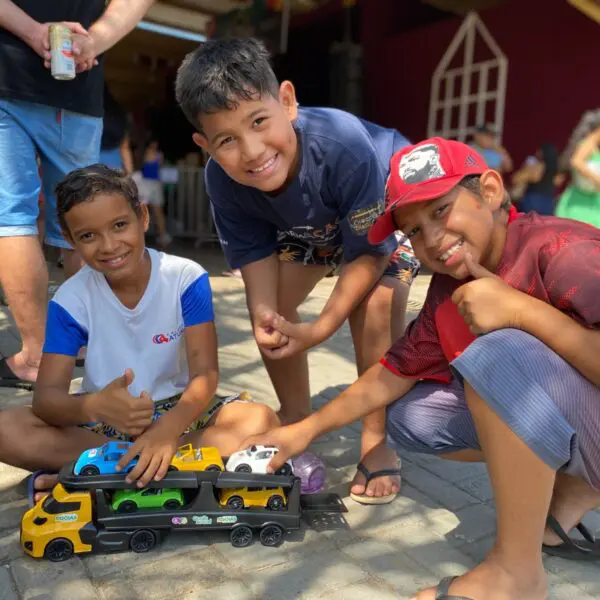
{"left": 171, "top": 517, "right": 188, "bottom": 525}
{"left": 192, "top": 515, "right": 212, "bottom": 525}
{"left": 216, "top": 516, "right": 237, "bottom": 524}
{"left": 54, "top": 513, "right": 78, "bottom": 523}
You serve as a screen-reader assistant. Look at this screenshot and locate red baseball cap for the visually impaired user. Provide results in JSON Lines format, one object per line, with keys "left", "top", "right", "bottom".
{"left": 368, "top": 137, "right": 488, "bottom": 244}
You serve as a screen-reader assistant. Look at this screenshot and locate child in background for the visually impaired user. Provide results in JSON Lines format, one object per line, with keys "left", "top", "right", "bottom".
{"left": 0, "top": 165, "right": 279, "bottom": 504}
{"left": 175, "top": 37, "right": 420, "bottom": 504}
{"left": 245, "top": 138, "right": 600, "bottom": 600}
{"left": 141, "top": 139, "right": 172, "bottom": 249}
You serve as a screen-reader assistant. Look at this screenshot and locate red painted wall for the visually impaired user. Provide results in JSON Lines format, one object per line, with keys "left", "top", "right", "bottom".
{"left": 362, "top": 0, "right": 600, "bottom": 166}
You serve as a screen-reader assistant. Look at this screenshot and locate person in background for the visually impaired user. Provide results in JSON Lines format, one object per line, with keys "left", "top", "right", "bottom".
{"left": 555, "top": 117, "right": 600, "bottom": 229}
{"left": 140, "top": 139, "right": 172, "bottom": 249}
{"left": 470, "top": 124, "right": 513, "bottom": 174}
{"left": 99, "top": 85, "right": 134, "bottom": 174}
{"left": 0, "top": 0, "right": 154, "bottom": 388}
{"left": 511, "top": 143, "right": 559, "bottom": 215}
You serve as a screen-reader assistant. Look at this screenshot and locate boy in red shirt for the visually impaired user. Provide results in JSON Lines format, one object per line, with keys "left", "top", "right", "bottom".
{"left": 244, "top": 138, "right": 600, "bottom": 600}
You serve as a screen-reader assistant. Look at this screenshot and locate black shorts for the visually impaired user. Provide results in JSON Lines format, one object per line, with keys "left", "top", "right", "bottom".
{"left": 276, "top": 234, "right": 420, "bottom": 285}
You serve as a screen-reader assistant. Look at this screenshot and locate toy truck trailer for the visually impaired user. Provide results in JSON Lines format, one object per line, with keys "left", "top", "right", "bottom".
{"left": 21, "top": 462, "right": 346, "bottom": 561}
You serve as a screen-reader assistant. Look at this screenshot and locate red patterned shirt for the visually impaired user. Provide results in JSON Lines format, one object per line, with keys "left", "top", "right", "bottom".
{"left": 383, "top": 213, "right": 600, "bottom": 383}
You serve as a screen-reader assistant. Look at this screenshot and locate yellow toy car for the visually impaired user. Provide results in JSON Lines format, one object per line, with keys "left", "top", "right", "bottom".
{"left": 219, "top": 486, "right": 287, "bottom": 511}
{"left": 169, "top": 444, "right": 224, "bottom": 472}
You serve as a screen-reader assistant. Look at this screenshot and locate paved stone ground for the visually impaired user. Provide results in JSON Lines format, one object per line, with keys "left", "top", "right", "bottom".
{"left": 0, "top": 246, "right": 598, "bottom": 599}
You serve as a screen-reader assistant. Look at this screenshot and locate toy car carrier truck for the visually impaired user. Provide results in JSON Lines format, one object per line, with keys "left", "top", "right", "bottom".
{"left": 21, "top": 462, "right": 346, "bottom": 562}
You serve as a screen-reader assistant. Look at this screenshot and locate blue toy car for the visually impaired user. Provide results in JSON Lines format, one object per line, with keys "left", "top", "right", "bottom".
{"left": 74, "top": 441, "right": 138, "bottom": 476}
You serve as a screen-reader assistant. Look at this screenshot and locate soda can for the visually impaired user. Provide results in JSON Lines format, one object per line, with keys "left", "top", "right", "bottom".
{"left": 49, "top": 24, "right": 76, "bottom": 81}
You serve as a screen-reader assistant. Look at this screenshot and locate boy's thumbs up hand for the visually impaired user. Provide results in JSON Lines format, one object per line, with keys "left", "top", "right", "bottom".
{"left": 451, "top": 253, "right": 528, "bottom": 335}
{"left": 93, "top": 369, "right": 154, "bottom": 436}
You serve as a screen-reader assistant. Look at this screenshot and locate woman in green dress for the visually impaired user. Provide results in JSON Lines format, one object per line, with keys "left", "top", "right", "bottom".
{"left": 556, "top": 112, "right": 600, "bottom": 228}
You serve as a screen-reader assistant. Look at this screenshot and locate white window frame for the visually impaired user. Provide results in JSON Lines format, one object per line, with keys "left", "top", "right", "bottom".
{"left": 427, "top": 12, "right": 508, "bottom": 143}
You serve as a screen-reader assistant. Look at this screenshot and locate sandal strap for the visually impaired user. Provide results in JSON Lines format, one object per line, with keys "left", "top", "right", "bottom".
{"left": 436, "top": 577, "right": 457, "bottom": 599}
{"left": 435, "top": 576, "right": 475, "bottom": 600}
{"left": 356, "top": 462, "right": 402, "bottom": 483}
{"left": 547, "top": 515, "right": 594, "bottom": 547}
{"left": 575, "top": 521, "right": 596, "bottom": 543}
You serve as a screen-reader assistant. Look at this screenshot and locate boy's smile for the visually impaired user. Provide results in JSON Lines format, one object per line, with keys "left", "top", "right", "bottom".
{"left": 393, "top": 175, "right": 506, "bottom": 280}
{"left": 193, "top": 83, "right": 299, "bottom": 193}
{"left": 63, "top": 193, "right": 150, "bottom": 286}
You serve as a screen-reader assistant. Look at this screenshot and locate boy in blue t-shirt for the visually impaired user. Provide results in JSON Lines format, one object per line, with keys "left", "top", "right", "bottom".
{"left": 175, "top": 37, "right": 419, "bottom": 504}
{"left": 0, "top": 165, "right": 279, "bottom": 503}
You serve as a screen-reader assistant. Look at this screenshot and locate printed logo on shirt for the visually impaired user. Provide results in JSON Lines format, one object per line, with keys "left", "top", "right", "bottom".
{"left": 152, "top": 325, "right": 184, "bottom": 344}
{"left": 348, "top": 201, "right": 385, "bottom": 235}
{"left": 278, "top": 221, "right": 340, "bottom": 246}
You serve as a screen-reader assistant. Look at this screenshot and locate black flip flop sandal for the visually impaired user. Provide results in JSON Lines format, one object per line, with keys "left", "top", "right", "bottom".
{"left": 542, "top": 515, "right": 600, "bottom": 561}
{"left": 349, "top": 461, "right": 402, "bottom": 505}
{"left": 27, "top": 470, "right": 57, "bottom": 508}
{"left": 435, "top": 576, "right": 474, "bottom": 600}
{"left": 0, "top": 358, "right": 34, "bottom": 390}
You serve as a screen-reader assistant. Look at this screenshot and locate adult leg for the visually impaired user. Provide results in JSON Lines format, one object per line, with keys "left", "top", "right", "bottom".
{"left": 38, "top": 107, "right": 102, "bottom": 280}
{"left": 184, "top": 401, "right": 280, "bottom": 457}
{"left": 0, "top": 101, "right": 50, "bottom": 382}
{"left": 348, "top": 275, "right": 410, "bottom": 500}
{"left": 0, "top": 406, "right": 106, "bottom": 501}
{"left": 260, "top": 261, "right": 330, "bottom": 424}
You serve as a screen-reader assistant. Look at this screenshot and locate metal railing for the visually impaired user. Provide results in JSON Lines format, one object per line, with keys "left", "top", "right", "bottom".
{"left": 163, "top": 166, "right": 218, "bottom": 245}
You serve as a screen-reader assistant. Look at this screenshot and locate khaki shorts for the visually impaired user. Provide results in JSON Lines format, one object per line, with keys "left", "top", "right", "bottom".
{"left": 132, "top": 173, "right": 165, "bottom": 207}
{"left": 81, "top": 391, "right": 252, "bottom": 442}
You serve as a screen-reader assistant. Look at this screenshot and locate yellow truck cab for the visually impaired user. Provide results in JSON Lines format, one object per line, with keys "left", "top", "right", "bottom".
{"left": 21, "top": 483, "right": 93, "bottom": 561}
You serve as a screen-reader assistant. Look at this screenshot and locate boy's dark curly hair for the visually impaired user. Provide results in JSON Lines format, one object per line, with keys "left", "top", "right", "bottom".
{"left": 460, "top": 174, "right": 512, "bottom": 211}
{"left": 175, "top": 37, "right": 280, "bottom": 133}
{"left": 55, "top": 164, "right": 141, "bottom": 233}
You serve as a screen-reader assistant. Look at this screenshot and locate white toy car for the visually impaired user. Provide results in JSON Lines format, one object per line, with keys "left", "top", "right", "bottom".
{"left": 225, "top": 445, "right": 294, "bottom": 476}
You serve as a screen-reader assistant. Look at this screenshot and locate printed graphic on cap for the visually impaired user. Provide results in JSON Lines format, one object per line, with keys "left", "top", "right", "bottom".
{"left": 399, "top": 144, "right": 446, "bottom": 184}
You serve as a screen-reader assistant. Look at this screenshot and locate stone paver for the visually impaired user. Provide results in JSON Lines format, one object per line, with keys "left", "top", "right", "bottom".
{"left": 0, "top": 249, "right": 598, "bottom": 599}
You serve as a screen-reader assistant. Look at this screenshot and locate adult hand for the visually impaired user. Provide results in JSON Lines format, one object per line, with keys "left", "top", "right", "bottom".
{"left": 71, "top": 33, "right": 99, "bottom": 73}
{"left": 116, "top": 421, "right": 179, "bottom": 488}
{"left": 451, "top": 253, "right": 528, "bottom": 335}
{"left": 241, "top": 423, "right": 313, "bottom": 473}
{"left": 28, "top": 22, "right": 90, "bottom": 69}
{"left": 91, "top": 369, "right": 155, "bottom": 436}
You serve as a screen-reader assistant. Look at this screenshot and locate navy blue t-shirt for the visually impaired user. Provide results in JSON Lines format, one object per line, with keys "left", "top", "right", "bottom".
{"left": 206, "top": 107, "right": 410, "bottom": 270}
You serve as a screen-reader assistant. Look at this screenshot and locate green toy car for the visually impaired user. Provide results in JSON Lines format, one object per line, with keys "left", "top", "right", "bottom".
{"left": 111, "top": 488, "right": 184, "bottom": 513}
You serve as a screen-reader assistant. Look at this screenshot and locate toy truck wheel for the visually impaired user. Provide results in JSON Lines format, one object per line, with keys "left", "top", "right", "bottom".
{"left": 234, "top": 464, "right": 251, "bottom": 473}
{"left": 163, "top": 499, "right": 182, "bottom": 510}
{"left": 44, "top": 538, "right": 74, "bottom": 562}
{"left": 267, "top": 495, "right": 284, "bottom": 511}
{"left": 167, "top": 465, "right": 178, "bottom": 471}
{"left": 230, "top": 525, "right": 253, "bottom": 548}
{"left": 80, "top": 465, "right": 99, "bottom": 476}
{"left": 276, "top": 463, "right": 293, "bottom": 476}
{"left": 226, "top": 495, "right": 244, "bottom": 510}
{"left": 206, "top": 464, "right": 222, "bottom": 472}
{"left": 117, "top": 500, "right": 137, "bottom": 513}
{"left": 130, "top": 529, "right": 157, "bottom": 553}
{"left": 260, "top": 524, "right": 284, "bottom": 547}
